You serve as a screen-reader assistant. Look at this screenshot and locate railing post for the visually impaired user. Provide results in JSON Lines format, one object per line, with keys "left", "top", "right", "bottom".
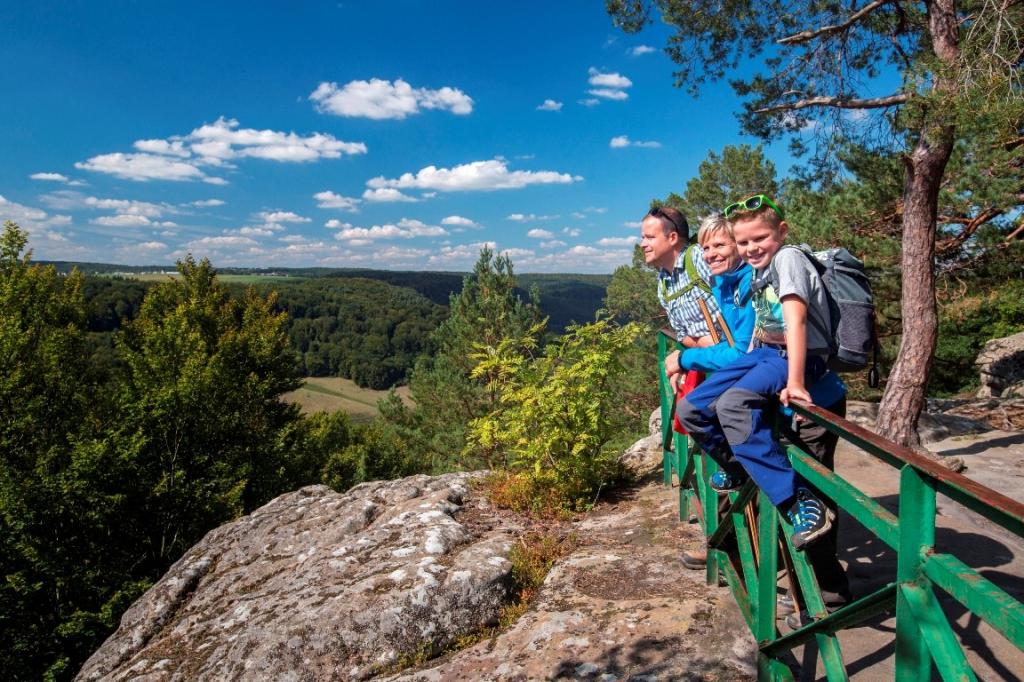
{"left": 657, "top": 332, "right": 671, "bottom": 486}
{"left": 895, "top": 465, "right": 936, "bottom": 681}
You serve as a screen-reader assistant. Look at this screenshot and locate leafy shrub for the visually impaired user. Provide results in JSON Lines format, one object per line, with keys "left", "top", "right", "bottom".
{"left": 466, "top": 319, "right": 645, "bottom": 510}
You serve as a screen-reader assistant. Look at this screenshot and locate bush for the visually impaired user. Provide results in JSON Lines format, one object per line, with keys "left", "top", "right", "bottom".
{"left": 466, "top": 319, "right": 645, "bottom": 510}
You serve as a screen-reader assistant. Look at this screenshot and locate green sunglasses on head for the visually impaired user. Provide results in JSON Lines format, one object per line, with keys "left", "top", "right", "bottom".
{"left": 723, "top": 194, "right": 785, "bottom": 220}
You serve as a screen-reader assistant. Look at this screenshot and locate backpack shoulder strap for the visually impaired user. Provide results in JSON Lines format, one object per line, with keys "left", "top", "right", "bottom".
{"left": 682, "top": 244, "right": 712, "bottom": 296}
{"left": 662, "top": 244, "right": 712, "bottom": 301}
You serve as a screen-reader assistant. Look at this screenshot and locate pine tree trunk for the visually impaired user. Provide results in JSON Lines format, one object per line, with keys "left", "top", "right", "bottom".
{"left": 875, "top": 0, "right": 961, "bottom": 447}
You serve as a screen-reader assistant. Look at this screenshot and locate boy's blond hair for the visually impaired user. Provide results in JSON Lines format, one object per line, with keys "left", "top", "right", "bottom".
{"left": 726, "top": 204, "right": 783, "bottom": 229}
{"left": 697, "top": 213, "right": 732, "bottom": 246}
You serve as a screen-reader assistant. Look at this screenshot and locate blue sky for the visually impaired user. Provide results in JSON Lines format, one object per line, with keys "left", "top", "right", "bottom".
{"left": 0, "top": 1, "right": 801, "bottom": 273}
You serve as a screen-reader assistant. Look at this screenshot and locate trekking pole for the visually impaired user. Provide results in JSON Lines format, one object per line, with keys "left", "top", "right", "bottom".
{"left": 717, "top": 313, "right": 735, "bottom": 347}
{"left": 697, "top": 299, "right": 721, "bottom": 345}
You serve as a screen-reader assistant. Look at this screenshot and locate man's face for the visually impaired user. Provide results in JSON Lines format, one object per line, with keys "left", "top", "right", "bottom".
{"left": 640, "top": 216, "right": 681, "bottom": 270}
{"left": 731, "top": 214, "right": 787, "bottom": 270}
{"left": 701, "top": 231, "right": 741, "bottom": 276}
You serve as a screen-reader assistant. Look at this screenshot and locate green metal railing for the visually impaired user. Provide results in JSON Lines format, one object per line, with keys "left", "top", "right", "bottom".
{"left": 657, "top": 329, "right": 1024, "bottom": 680}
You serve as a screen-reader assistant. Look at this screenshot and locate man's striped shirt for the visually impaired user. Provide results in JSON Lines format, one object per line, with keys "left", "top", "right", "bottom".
{"left": 657, "top": 246, "right": 722, "bottom": 340}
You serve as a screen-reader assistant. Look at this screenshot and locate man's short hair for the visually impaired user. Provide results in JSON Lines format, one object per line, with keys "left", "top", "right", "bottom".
{"left": 697, "top": 213, "right": 732, "bottom": 246}
{"left": 646, "top": 206, "right": 689, "bottom": 240}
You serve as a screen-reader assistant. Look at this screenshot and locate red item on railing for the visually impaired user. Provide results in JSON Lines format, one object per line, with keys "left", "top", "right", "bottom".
{"left": 672, "top": 370, "right": 705, "bottom": 434}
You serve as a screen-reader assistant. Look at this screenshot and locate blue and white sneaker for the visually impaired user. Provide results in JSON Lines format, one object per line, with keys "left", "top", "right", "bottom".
{"left": 787, "top": 488, "right": 835, "bottom": 551}
{"left": 709, "top": 469, "right": 747, "bottom": 495}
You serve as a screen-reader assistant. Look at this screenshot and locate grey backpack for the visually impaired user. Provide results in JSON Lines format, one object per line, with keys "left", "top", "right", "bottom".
{"left": 785, "top": 244, "right": 877, "bottom": 373}
{"left": 744, "top": 244, "right": 878, "bottom": 375}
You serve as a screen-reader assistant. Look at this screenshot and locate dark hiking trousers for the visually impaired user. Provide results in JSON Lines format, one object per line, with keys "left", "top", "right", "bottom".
{"left": 779, "top": 396, "right": 851, "bottom": 596}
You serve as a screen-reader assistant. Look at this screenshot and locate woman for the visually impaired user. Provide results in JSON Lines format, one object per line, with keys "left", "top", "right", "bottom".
{"left": 663, "top": 213, "right": 754, "bottom": 382}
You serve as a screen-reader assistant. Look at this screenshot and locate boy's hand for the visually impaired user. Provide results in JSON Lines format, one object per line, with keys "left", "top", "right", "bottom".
{"left": 664, "top": 350, "right": 682, "bottom": 377}
{"left": 780, "top": 383, "right": 812, "bottom": 407}
{"left": 669, "top": 372, "right": 681, "bottom": 393}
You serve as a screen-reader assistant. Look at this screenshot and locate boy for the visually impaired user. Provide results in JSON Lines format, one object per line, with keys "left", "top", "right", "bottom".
{"left": 676, "top": 195, "right": 834, "bottom": 550}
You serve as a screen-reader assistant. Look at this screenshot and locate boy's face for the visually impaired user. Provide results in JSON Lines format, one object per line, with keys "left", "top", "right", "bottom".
{"left": 731, "top": 214, "right": 787, "bottom": 270}
{"left": 640, "top": 215, "right": 681, "bottom": 270}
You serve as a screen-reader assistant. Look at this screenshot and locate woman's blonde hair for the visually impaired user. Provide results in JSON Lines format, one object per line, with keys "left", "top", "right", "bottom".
{"left": 697, "top": 212, "right": 732, "bottom": 246}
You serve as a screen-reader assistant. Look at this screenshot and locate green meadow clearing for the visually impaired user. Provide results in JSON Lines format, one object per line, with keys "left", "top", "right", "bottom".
{"left": 283, "top": 377, "right": 413, "bottom": 421}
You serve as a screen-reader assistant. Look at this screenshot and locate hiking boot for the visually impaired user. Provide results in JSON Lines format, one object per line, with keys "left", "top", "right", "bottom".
{"left": 776, "top": 593, "right": 797, "bottom": 617}
{"left": 709, "top": 469, "right": 746, "bottom": 495}
{"left": 784, "top": 591, "right": 853, "bottom": 629}
{"left": 786, "top": 488, "right": 835, "bottom": 551}
{"left": 681, "top": 550, "right": 707, "bottom": 570}
{"left": 777, "top": 589, "right": 851, "bottom": 622}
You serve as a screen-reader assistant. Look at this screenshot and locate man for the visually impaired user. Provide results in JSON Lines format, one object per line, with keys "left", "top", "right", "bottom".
{"left": 640, "top": 206, "right": 724, "bottom": 386}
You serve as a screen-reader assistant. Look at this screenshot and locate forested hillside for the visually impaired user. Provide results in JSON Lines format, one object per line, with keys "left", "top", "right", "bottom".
{"left": 75, "top": 269, "right": 612, "bottom": 390}
{"left": 258, "top": 277, "right": 445, "bottom": 388}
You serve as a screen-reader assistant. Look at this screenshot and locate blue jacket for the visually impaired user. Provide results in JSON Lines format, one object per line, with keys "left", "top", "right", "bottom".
{"left": 679, "top": 261, "right": 847, "bottom": 406}
{"left": 680, "top": 262, "right": 755, "bottom": 373}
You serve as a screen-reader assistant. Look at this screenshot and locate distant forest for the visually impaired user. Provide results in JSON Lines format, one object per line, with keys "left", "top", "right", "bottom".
{"left": 77, "top": 267, "right": 611, "bottom": 389}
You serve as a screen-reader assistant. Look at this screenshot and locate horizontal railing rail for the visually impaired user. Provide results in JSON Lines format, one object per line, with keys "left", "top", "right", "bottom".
{"left": 657, "top": 328, "right": 1024, "bottom": 680}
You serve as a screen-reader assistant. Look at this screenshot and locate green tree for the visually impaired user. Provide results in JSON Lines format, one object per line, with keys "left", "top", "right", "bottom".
{"left": 111, "top": 256, "right": 302, "bottom": 565}
{"left": 683, "top": 144, "right": 779, "bottom": 217}
{"left": 388, "top": 248, "right": 545, "bottom": 471}
{"left": 0, "top": 221, "right": 128, "bottom": 680}
{"left": 609, "top": 0, "right": 1024, "bottom": 446}
{"left": 604, "top": 244, "right": 664, "bottom": 326}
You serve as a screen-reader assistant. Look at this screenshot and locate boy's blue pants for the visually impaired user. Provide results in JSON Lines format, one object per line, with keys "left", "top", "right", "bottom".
{"left": 676, "top": 347, "right": 825, "bottom": 507}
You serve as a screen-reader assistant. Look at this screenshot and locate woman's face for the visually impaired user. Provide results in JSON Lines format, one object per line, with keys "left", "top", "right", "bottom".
{"left": 702, "top": 230, "right": 742, "bottom": 276}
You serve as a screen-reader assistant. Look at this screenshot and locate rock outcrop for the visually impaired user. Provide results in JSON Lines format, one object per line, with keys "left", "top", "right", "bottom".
{"left": 977, "top": 331, "right": 1024, "bottom": 398}
{"left": 618, "top": 409, "right": 663, "bottom": 475}
{"left": 77, "top": 464, "right": 756, "bottom": 681}
{"left": 76, "top": 473, "right": 519, "bottom": 681}
{"left": 382, "top": 479, "right": 755, "bottom": 681}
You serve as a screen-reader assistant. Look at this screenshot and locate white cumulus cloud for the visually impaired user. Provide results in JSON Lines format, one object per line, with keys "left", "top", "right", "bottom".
{"left": 257, "top": 211, "right": 310, "bottom": 223}
{"left": 333, "top": 218, "right": 447, "bottom": 241}
{"left": 610, "top": 135, "right": 662, "bottom": 149}
{"left": 30, "top": 172, "right": 69, "bottom": 182}
{"left": 75, "top": 117, "right": 366, "bottom": 183}
{"left": 362, "top": 188, "right": 419, "bottom": 203}
{"left": 629, "top": 45, "right": 656, "bottom": 56}
{"left": 586, "top": 67, "right": 632, "bottom": 102}
{"left": 189, "top": 235, "right": 257, "bottom": 247}
{"left": 588, "top": 67, "right": 632, "bottom": 89}
{"left": 441, "top": 215, "right": 478, "bottom": 227}
{"left": 597, "top": 236, "right": 638, "bottom": 246}
{"left": 526, "top": 229, "right": 554, "bottom": 239}
{"left": 314, "top": 191, "right": 361, "bottom": 211}
{"left": 75, "top": 153, "right": 207, "bottom": 182}
{"left": 91, "top": 214, "right": 154, "bottom": 227}
{"left": 536, "top": 99, "right": 563, "bottom": 111}
{"left": 310, "top": 78, "right": 473, "bottom": 120}
{"left": 507, "top": 213, "right": 558, "bottom": 222}
{"left": 367, "top": 159, "right": 581, "bottom": 193}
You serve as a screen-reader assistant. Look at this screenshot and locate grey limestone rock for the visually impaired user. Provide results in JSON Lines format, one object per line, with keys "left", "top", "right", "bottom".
{"left": 977, "top": 330, "right": 1024, "bottom": 398}
{"left": 619, "top": 409, "right": 665, "bottom": 476}
{"left": 76, "top": 472, "right": 515, "bottom": 681}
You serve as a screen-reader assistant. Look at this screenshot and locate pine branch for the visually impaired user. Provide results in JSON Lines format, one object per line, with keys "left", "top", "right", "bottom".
{"left": 778, "top": 0, "right": 893, "bottom": 45}
{"left": 756, "top": 93, "right": 909, "bottom": 114}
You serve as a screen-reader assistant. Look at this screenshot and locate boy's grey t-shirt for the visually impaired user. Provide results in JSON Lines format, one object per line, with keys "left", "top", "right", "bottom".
{"left": 751, "top": 247, "right": 832, "bottom": 355}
